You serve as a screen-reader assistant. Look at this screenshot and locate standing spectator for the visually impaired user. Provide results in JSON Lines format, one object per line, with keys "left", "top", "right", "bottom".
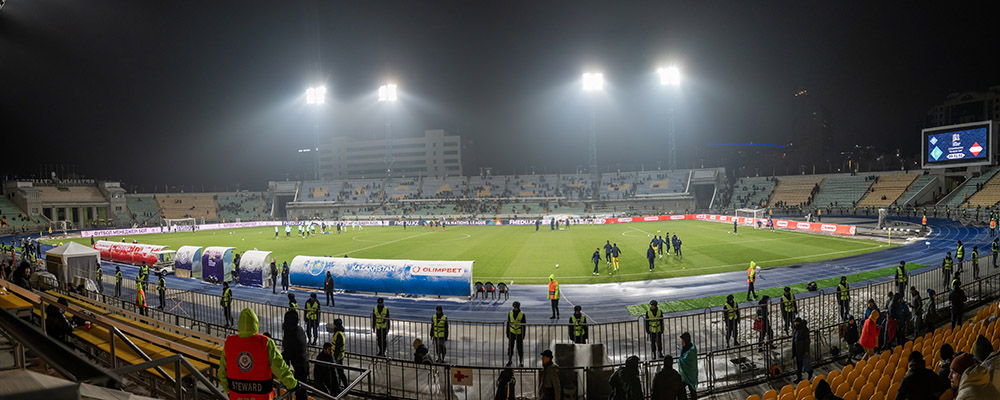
{"left": 269, "top": 259, "right": 278, "bottom": 294}
{"left": 756, "top": 295, "right": 774, "bottom": 352}
{"left": 949, "top": 281, "right": 967, "bottom": 328}
{"left": 324, "top": 271, "right": 335, "bottom": 306}
{"left": 537, "top": 349, "right": 561, "bottom": 400}
{"left": 412, "top": 338, "right": 432, "bottom": 364}
{"left": 909, "top": 286, "right": 923, "bottom": 335}
{"left": 896, "top": 351, "right": 950, "bottom": 400}
{"left": 781, "top": 287, "right": 797, "bottom": 334}
{"left": 315, "top": 342, "right": 340, "bottom": 396}
{"left": 864, "top": 298, "right": 880, "bottom": 321}
{"left": 281, "top": 261, "right": 290, "bottom": 292}
{"left": 650, "top": 355, "right": 688, "bottom": 400}
{"left": 646, "top": 300, "right": 664, "bottom": 360}
{"left": 860, "top": 310, "right": 881, "bottom": 360}
{"left": 792, "top": 318, "right": 812, "bottom": 381}
{"left": 281, "top": 310, "right": 309, "bottom": 400}
{"left": 678, "top": 332, "right": 698, "bottom": 400}
{"left": 723, "top": 295, "right": 739, "bottom": 347}
{"left": 609, "top": 355, "right": 643, "bottom": 400}
{"left": 495, "top": 367, "right": 516, "bottom": 400}
{"left": 506, "top": 301, "right": 526, "bottom": 367}
{"left": 371, "top": 297, "right": 390, "bottom": 357}
{"left": 843, "top": 316, "right": 860, "bottom": 364}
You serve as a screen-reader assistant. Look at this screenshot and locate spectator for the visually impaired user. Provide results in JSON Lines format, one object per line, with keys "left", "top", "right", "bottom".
{"left": 956, "top": 345, "right": 1000, "bottom": 399}
{"left": 792, "top": 318, "right": 812, "bottom": 381}
{"left": 950, "top": 282, "right": 967, "bottom": 328}
{"left": 413, "top": 338, "right": 432, "bottom": 364}
{"left": 45, "top": 298, "right": 74, "bottom": 344}
{"left": 537, "top": 349, "right": 560, "bottom": 400}
{"left": 813, "top": 379, "right": 843, "bottom": 400}
{"left": 949, "top": 353, "right": 975, "bottom": 393}
{"left": 678, "top": 332, "right": 698, "bottom": 400}
{"left": 973, "top": 335, "right": 994, "bottom": 363}
{"left": 925, "top": 289, "right": 938, "bottom": 328}
{"left": 609, "top": 355, "right": 643, "bottom": 400}
{"left": 843, "top": 316, "right": 860, "bottom": 364}
{"left": 495, "top": 368, "right": 516, "bottom": 400}
{"left": 281, "top": 310, "right": 309, "bottom": 400}
{"left": 650, "top": 355, "right": 688, "bottom": 400}
{"left": 315, "top": 342, "right": 340, "bottom": 396}
{"left": 895, "top": 351, "right": 949, "bottom": 400}
{"left": 937, "top": 344, "right": 956, "bottom": 380}
{"left": 864, "top": 298, "right": 879, "bottom": 321}
{"left": 909, "top": 287, "right": 923, "bottom": 336}
{"left": 860, "top": 310, "right": 881, "bottom": 360}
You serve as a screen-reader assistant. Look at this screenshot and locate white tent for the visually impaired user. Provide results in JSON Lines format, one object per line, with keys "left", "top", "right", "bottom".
{"left": 45, "top": 242, "right": 101, "bottom": 285}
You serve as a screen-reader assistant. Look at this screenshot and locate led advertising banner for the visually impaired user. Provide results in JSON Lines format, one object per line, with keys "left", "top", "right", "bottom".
{"left": 922, "top": 121, "right": 993, "bottom": 168}
{"left": 289, "top": 256, "right": 473, "bottom": 297}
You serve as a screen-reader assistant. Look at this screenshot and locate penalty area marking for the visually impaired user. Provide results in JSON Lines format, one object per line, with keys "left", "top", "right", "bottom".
{"left": 337, "top": 231, "right": 434, "bottom": 257}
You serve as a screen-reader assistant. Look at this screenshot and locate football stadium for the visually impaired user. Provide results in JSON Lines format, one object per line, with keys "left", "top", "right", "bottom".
{"left": 3, "top": 3, "right": 1000, "bottom": 400}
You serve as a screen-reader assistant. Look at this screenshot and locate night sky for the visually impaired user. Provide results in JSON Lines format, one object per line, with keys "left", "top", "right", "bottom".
{"left": 2, "top": 1, "right": 997, "bottom": 190}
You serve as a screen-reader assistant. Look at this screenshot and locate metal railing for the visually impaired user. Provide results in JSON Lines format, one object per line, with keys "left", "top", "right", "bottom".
{"left": 66, "top": 256, "right": 1000, "bottom": 398}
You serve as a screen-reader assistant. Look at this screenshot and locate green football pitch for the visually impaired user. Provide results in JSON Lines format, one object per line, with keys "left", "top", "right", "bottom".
{"left": 55, "top": 220, "right": 893, "bottom": 284}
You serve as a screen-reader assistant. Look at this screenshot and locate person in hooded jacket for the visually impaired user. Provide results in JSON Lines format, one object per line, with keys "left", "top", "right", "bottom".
{"left": 282, "top": 310, "right": 309, "bottom": 400}
{"left": 896, "top": 351, "right": 950, "bottom": 400}
{"left": 792, "top": 318, "right": 812, "bottom": 381}
{"left": 494, "top": 368, "right": 516, "bottom": 400}
{"left": 609, "top": 355, "right": 644, "bottom": 400}
{"left": 217, "top": 308, "right": 298, "bottom": 399}
{"left": 843, "top": 316, "right": 860, "bottom": 364}
{"left": 45, "top": 297, "right": 74, "bottom": 344}
{"left": 860, "top": 310, "right": 881, "bottom": 360}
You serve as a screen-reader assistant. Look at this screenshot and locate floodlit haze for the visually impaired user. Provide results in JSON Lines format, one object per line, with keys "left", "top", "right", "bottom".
{"left": 1, "top": 1, "right": 997, "bottom": 188}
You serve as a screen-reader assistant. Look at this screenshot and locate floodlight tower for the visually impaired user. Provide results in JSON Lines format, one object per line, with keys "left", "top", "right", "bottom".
{"left": 658, "top": 66, "right": 681, "bottom": 170}
{"left": 378, "top": 84, "right": 398, "bottom": 178}
{"left": 305, "top": 85, "right": 326, "bottom": 180}
{"left": 582, "top": 73, "right": 603, "bottom": 198}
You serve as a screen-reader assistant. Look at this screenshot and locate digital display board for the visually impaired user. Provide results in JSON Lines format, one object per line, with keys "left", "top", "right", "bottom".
{"left": 922, "top": 121, "right": 993, "bottom": 168}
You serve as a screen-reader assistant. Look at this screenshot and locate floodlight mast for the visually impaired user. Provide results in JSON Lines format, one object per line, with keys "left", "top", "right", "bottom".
{"left": 306, "top": 85, "right": 327, "bottom": 180}
{"left": 378, "top": 84, "right": 398, "bottom": 178}
{"left": 658, "top": 66, "right": 680, "bottom": 170}
{"left": 582, "top": 73, "right": 603, "bottom": 198}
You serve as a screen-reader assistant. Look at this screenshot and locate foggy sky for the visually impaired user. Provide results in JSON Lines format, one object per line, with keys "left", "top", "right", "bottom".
{"left": 1, "top": 1, "right": 997, "bottom": 189}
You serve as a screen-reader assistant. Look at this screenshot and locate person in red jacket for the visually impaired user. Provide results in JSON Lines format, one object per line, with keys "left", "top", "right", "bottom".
{"left": 859, "top": 310, "right": 881, "bottom": 360}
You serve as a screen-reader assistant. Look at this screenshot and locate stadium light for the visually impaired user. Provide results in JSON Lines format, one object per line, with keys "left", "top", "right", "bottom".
{"left": 658, "top": 66, "right": 681, "bottom": 86}
{"left": 582, "top": 73, "right": 604, "bottom": 92}
{"left": 378, "top": 84, "right": 398, "bottom": 102}
{"left": 306, "top": 86, "right": 326, "bottom": 105}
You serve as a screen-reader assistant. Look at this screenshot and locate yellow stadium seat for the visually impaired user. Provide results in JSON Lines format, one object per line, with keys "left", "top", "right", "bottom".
{"left": 871, "top": 391, "right": 885, "bottom": 400}
{"left": 854, "top": 359, "right": 867, "bottom": 371}
{"left": 852, "top": 377, "right": 866, "bottom": 394}
{"left": 778, "top": 393, "right": 794, "bottom": 400}
{"left": 829, "top": 376, "right": 845, "bottom": 393}
{"left": 858, "top": 382, "right": 875, "bottom": 400}
{"left": 875, "top": 375, "right": 891, "bottom": 394}
{"left": 887, "top": 382, "right": 900, "bottom": 400}
{"left": 843, "top": 390, "right": 857, "bottom": 400}
{"left": 939, "top": 388, "right": 953, "bottom": 400}
{"left": 841, "top": 364, "right": 854, "bottom": 376}
{"left": 811, "top": 375, "right": 825, "bottom": 387}
{"left": 799, "top": 396, "right": 815, "bottom": 400}
{"left": 846, "top": 370, "right": 860, "bottom": 388}
{"left": 762, "top": 389, "right": 778, "bottom": 400}
{"left": 747, "top": 395, "right": 761, "bottom": 400}
{"left": 834, "top": 382, "right": 850, "bottom": 397}
{"left": 827, "top": 369, "right": 840, "bottom": 381}
{"left": 892, "top": 369, "right": 906, "bottom": 385}
{"left": 795, "top": 380, "right": 812, "bottom": 396}
{"left": 779, "top": 384, "right": 794, "bottom": 398}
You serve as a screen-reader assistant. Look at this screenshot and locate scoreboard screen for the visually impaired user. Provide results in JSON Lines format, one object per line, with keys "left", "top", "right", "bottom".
{"left": 922, "top": 121, "right": 994, "bottom": 168}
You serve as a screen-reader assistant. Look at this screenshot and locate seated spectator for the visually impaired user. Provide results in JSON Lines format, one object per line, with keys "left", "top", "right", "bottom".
{"left": 813, "top": 379, "right": 842, "bottom": 400}
{"left": 949, "top": 353, "right": 975, "bottom": 393}
{"left": 938, "top": 344, "right": 957, "bottom": 379}
{"left": 45, "top": 298, "right": 75, "bottom": 344}
{"left": 956, "top": 345, "right": 1000, "bottom": 399}
{"left": 896, "top": 351, "right": 949, "bottom": 400}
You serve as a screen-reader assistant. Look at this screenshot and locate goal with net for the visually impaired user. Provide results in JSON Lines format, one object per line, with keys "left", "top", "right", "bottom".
{"left": 735, "top": 208, "right": 766, "bottom": 228}
{"left": 165, "top": 218, "right": 197, "bottom": 233}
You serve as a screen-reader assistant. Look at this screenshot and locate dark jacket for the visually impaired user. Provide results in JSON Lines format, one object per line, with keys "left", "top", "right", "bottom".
{"left": 792, "top": 321, "right": 810, "bottom": 356}
{"left": 324, "top": 275, "right": 335, "bottom": 292}
{"left": 414, "top": 344, "right": 432, "bottom": 364}
{"left": 495, "top": 369, "right": 516, "bottom": 400}
{"left": 269, "top": 262, "right": 278, "bottom": 281}
{"left": 844, "top": 321, "right": 860, "bottom": 345}
{"left": 45, "top": 304, "right": 74, "bottom": 343}
{"left": 537, "top": 361, "right": 561, "bottom": 400}
{"left": 895, "top": 360, "right": 950, "bottom": 400}
{"left": 315, "top": 351, "right": 339, "bottom": 395}
{"left": 609, "top": 362, "right": 644, "bottom": 400}
{"left": 814, "top": 379, "right": 843, "bottom": 400}
{"left": 950, "top": 288, "right": 967, "bottom": 313}
{"left": 650, "top": 365, "right": 688, "bottom": 400}
{"left": 281, "top": 310, "right": 309, "bottom": 380}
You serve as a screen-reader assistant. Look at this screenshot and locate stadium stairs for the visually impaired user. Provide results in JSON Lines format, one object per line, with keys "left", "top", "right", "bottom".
{"left": 729, "top": 177, "right": 776, "bottom": 209}
{"left": 937, "top": 167, "right": 1000, "bottom": 209}
{"left": 898, "top": 174, "right": 935, "bottom": 207}
{"left": 736, "top": 301, "right": 1000, "bottom": 400}
{"left": 810, "top": 174, "right": 873, "bottom": 208}
{"left": 855, "top": 172, "right": 920, "bottom": 208}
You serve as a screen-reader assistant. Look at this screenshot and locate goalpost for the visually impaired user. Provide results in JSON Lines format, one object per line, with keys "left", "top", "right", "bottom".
{"left": 50, "top": 220, "right": 70, "bottom": 236}
{"left": 165, "top": 218, "right": 197, "bottom": 233}
{"left": 735, "top": 208, "right": 766, "bottom": 228}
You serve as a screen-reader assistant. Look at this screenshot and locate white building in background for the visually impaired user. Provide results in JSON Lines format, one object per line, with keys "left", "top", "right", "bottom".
{"left": 319, "top": 129, "right": 462, "bottom": 179}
